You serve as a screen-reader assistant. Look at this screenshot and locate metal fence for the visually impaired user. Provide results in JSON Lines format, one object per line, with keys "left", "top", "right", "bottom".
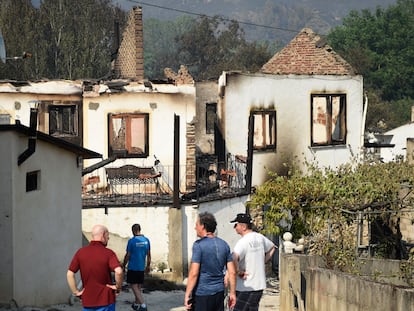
{"left": 82, "top": 155, "right": 248, "bottom": 208}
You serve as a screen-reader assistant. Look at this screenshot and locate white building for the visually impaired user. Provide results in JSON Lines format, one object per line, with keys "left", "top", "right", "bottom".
{"left": 0, "top": 120, "right": 100, "bottom": 307}
{"left": 218, "top": 28, "right": 366, "bottom": 186}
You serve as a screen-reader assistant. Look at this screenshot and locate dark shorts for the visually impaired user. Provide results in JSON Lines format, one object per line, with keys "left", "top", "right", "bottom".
{"left": 194, "top": 291, "right": 225, "bottom": 311}
{"left": 126, "top": 270, "right": 144, "bottom": 284}
{"left": 233, "top": 290, "right": 263, "bottom": 311}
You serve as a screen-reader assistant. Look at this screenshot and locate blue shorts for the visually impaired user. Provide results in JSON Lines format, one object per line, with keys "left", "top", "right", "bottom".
{"left": 83, "top": 303, "right": 115, "bottom": 311}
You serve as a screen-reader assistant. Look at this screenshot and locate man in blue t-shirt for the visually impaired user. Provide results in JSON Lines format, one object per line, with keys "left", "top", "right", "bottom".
{"left": 184, "top": 212, "right": 236, "bottom": 311}
{"left": 123, "top": 224, "right": 151, "bottom": 311}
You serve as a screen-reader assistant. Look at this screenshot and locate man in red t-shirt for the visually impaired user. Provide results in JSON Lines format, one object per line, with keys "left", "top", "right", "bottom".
{"left": 67, "top": 224, "right": 123, "bottom": 311}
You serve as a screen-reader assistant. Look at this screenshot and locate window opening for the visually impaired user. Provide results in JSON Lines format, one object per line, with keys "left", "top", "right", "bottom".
{"left": 26, "top": 170, "right": 40, "bottom": 192}
{"left": 108, "top": 113, "right": 149, "bottom": 157}
{"left": 206, "top": 103, "right": 217, "bottom": 134}
{"left": 311, "top": 94, "right": 346, "bottom": 146}
{"left": 251, "top": 110, "right": 276, "bottom": 151}
{"left": 48, "top": 104, "right": 78, "bottom": 137}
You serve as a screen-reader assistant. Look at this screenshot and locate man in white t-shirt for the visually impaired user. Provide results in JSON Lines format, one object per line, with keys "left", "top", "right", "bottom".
{"left": 230, "top": 213, "right": 276, "bottom": 311}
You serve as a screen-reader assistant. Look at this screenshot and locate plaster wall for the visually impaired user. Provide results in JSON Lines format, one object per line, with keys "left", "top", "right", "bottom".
{"left": 81, "top": 195, "right": 249, "bottom": 280}
{"left": 220, "top": 72, "right": 364, "bottom": 186}
{"left": 0, "top": 133, "right": 15, "bottom": 302}
{"left": 0, "top": 132, "right": 83, "bottom": 307}
{"left": 0, "top": 81, "right": 83, "bottom": 127}
{"left": 0, "top": 93, "right": 41, "bottom": 125}
{"left": 181, "top": 195, "right": 248, "bottom": 276}
{"left": 195, "top": 81, "right": 219, "bottom": 154}
{"left": 82, "top": 86, "right": 196, "bottom": 191}
{"left": 81, "top": 206, "right": 171, "bottom": 266}
{"left": 380, "top": 123, "right": 414, "bottom": 162}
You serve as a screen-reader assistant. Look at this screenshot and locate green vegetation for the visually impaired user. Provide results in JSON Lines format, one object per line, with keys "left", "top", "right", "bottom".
{"left": 0, "top": 0, "right": 126, "bottom": 80}
{"left": 328, "top": 0, "right": 414, "bottom": 130}
{"left": 1, "top": 0, "right": 413, "bottom": 127}
{"left": 248, "top": 159, "right": 414, "bottom": 271}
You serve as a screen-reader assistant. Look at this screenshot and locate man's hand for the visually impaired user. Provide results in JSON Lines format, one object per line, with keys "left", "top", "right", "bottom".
{"left": 228, "top": 292, "right": 236, "bottom": 309}
{"left": 72, "top": 288, "right": 84, "bottom": 298}
{"left": 106, "top": 284, "right": 121, "bottom": 295}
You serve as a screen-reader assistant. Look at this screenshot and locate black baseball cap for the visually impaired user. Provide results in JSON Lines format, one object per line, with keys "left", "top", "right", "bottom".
{"left": 230, "top": 213, "right": 252, "bottom": 224}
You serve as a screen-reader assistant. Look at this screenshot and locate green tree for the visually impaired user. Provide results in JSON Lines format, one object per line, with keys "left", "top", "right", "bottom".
{"left": 248, "top": 160, "right": 414, "bottom": 268}
{"left": 327, "top": 0, "right": 414, "bottom": 128}
{"left": 177, "top": 16, "right": 272, "bottom": 80}
{"left": 0, "top": 0, "right": 38, "bottom": 80}
{"left": 144, "top": 16, "right": 195, "bottom": 79}
{"left": 37, "top": 0, "right": 125, "bottom": 79}
{"left": 0, "top": 0, "right": 126, "bottom": 80}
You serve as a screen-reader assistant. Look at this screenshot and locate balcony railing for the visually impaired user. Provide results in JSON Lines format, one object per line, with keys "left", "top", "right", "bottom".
{"left": 82, "top": 155, "right": 248, "bottom": 208}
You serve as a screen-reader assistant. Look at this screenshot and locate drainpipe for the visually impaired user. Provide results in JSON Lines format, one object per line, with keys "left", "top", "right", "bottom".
{"left": 18, "top": 107, "right": 38, "bottom": 166}
{"left": 361, "top": 92, "right": 368, "bottom": 148}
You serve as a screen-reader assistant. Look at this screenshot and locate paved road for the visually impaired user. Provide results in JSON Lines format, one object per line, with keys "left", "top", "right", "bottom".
{"left": 1, "top": 278, "right": 280, "bottom": 311}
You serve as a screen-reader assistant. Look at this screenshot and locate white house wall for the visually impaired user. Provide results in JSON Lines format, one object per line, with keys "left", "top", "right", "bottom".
{"left": 0, "top": 93, "right": 41, "bottom": 125}
{"left": 0, "top": 132, "right": 15, "bottom": 303}
{"left": 82, "top": 85, "right": 196, "bottom": 191}
{"left": 0, "top": 132, "right": 83, "bottom": 307}
{"left": 220, "top": 72, "right": 364, "bottom": 186}
{"left": 380, "top": 123, "right": 414, "bottom": 162}
{"left": 82, "top": 206, "right": 171, "bottom": 267}
{"left": 79, "top": 195, "right": 248, "bottom": 278}
{"left": 0, "top": 81, "right": 83, "bottom": 126}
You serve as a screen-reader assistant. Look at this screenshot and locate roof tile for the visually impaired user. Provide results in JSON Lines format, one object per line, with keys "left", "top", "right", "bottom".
{"left": 260, "top": 28, "right": 356, "bottom": 76}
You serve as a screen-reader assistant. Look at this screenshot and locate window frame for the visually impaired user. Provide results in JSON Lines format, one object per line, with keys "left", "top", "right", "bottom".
{"left": 108, "top": 113, "right": 149, "bottom": 158}
{"left": 250, "top": 110, "right": 277, "bottom": 151}
{"left": 48, "top": 104, "right": 78, "bottom": 137}
{"left": 311, "top": 94, "right": 347, "bottom": 147}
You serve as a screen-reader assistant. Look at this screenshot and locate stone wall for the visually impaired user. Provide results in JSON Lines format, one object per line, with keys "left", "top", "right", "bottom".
{"left": 280, "top": 254, "right": 414, "bottom": 311}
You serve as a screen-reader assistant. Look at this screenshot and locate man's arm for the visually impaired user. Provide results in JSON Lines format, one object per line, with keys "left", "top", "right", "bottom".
{"left": 106, "top": 266, "right": 123, "bottom": 294}
{"left": 265, "top": 245, "right": 276, "bottom": 263}
{"left": 226, "top": 260, "right": 237, "bottom": 309}
{"left": 123, "top": 251, "right": 130, "bottom": 269}
{"left": 145, "top": 250, "right": 152, "bottom": 273}
{"left": 66, "top": 270, "right": 84, "bottom": 297}
{"left": 233, "top": 252, "right": 247, "bottom": 279}
{"left": 114, "top": 266, "right": 123, "bottom": 291}
{"left": 184, "top": 262, "right": 200, "bottom": 309}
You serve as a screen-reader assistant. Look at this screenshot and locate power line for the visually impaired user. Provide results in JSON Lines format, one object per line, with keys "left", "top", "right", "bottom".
{"left": 126, "top": 0, "right": 300, "bottom": 34}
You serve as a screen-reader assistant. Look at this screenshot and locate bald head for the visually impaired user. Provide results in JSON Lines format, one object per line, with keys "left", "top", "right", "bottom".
{"left": 91, "top": 224, "right": 109, "bottom": 245}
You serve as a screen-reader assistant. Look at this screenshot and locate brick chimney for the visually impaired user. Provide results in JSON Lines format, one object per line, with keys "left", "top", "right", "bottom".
{"left": 113, "top": 6, "right": 144, "bottom": 81}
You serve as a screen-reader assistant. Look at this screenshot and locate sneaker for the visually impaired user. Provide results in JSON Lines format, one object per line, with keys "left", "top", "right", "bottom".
{"left": 131, "top": 303, "right": 140, "bottom": 311}
{"left": 138, "top": 305, "right": 147, "bottom": 311}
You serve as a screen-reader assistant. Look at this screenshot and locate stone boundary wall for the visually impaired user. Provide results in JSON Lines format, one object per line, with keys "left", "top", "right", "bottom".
{"left": 280, "top": 254, "right": 414, "bottom": 311}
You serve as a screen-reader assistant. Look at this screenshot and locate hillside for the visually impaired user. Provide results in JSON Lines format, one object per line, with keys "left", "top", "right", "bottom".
{"left": 112, "top": 0, "right": 397, "bottom": 42}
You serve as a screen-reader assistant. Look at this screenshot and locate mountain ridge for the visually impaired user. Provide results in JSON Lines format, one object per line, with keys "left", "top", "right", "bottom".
{"left": 113, "top": 0, "right": 397, "bottom": 42}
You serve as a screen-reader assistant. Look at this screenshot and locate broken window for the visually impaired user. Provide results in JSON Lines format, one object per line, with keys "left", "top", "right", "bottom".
{"left": 49, "top": 105, "right": 77, "bottom": 136}
{"left": 206, "top": 102, "right": 217, "bottom": 134}
{"left": 108, "top": 113, "right": 149, "bottom": 157}
{"left": 311, "top": 94, "right": 346, "bottom": 146}
{"left": 251, "top": 110, "right": 276, "bottom": 151}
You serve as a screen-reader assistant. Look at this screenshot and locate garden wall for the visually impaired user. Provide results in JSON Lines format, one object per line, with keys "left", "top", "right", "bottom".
{"left": 280, "top": 254, "right": 414, "bottom": 311}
